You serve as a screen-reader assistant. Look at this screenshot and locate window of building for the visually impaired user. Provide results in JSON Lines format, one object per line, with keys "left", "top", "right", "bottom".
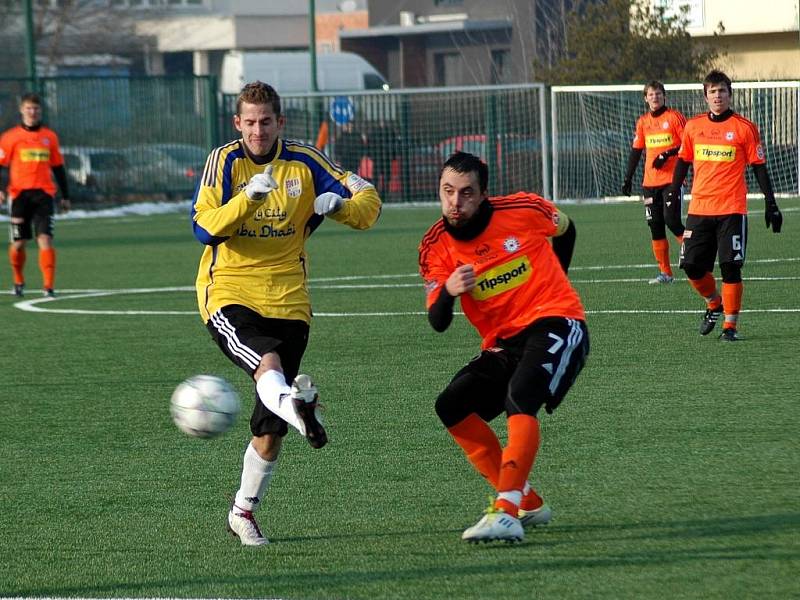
{"left": 434, "top": 52, "right": 461, "bottom": 87}
{"left": 434, "top": 0, "right": 463, "bottom": 5}
{"left": 490, "top": 49, "right": 510, "bottom": 84}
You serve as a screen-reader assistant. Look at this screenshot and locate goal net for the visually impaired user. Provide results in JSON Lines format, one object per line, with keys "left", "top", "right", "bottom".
{"left": 551, "top": 82, "right": 800, "bottom": 201}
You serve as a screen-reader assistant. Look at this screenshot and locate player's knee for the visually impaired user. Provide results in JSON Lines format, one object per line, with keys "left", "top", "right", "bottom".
{"left": 682, "top": 264, "right": 706, "bottom": 281}
{"left": 720, "top": 261, "right": 742, "bottom": 284}
{"left": 435, "top": 386, "right": 472, "bottom": 428}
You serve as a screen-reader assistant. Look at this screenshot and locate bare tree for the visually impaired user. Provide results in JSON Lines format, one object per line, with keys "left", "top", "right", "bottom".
{"left": 0, "top": 1, "right": 146, "bottom": 77}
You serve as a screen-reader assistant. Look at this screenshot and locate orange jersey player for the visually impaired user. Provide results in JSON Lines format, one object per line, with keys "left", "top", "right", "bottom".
{"left": 0, "top": 93, "right": 70, "bottom": 298}
{"left": 668, "top": 70, "right": 782, "bottom": 341}
{"left": 622, "top": 80, "right": 687, "bottom": 284}
{"left": 418, "top": 151, "right": 589, "bottom": 543}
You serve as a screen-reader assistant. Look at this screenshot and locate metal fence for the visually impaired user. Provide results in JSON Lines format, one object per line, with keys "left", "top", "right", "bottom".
{"left": 1, "top": 77, "right": 547, "bottom": 205}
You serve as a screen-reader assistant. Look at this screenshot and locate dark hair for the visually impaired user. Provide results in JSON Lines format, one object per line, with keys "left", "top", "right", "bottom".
{"left": 703, "top": 70, "right": 732, "bottom": 95}
{"left": 236, "top": 81, "right": 281, "bottom": 116}
{"left": 643, "top": 80, "right": 665, "bottom": 96}
{"left": 440, "top": 151, "right": 488, "bottom": 192}
{"left": 20, "top": 92, "right": 41, "bottom": 106}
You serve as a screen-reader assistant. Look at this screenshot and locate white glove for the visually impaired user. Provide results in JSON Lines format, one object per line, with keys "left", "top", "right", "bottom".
{"left": 314, "top": 192, "right": 344, "bottom": 215}
{"left": 245, "top": 165, "right": 278, "bottom": 202}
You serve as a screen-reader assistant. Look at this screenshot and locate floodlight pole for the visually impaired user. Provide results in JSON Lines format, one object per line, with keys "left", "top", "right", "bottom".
{"left": 24, "top": 0, "right": 37, "bottom": 86}
{"left": 309, "top": 0, "right": 318, "bottom": 92}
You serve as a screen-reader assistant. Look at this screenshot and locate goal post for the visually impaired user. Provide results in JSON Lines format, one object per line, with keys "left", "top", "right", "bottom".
{"left": 551, "top": 81, "right": 800, "bottom": 202}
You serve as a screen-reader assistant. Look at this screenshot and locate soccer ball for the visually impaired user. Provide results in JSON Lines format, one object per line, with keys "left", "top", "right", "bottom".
{"left": 170, "top": 375, "right": 241, "bottom": 438}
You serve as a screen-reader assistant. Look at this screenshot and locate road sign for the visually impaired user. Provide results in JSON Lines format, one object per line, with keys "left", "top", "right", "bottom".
{"left": 329, "top": 96, "right": 355, "bottom": 125}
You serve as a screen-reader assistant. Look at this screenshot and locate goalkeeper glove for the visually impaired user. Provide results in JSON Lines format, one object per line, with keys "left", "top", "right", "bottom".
{"left": 765, "top": 199, "right": 782, "bottom": 233}
{"left": 652, "top": 152, "right": 669, "bottom": 169}
{"left": 245, "top": 165, "right": 278, "bottom": 202}
{"left": 621, "top": 179, "right": 632, "bottom": 196}
{"left": 314, "top": 192, "right": 344, "bottom": 215}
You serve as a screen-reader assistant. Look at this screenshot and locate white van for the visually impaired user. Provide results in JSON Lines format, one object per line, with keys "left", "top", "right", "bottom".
{"left": 220, "top": 51, "right": 389, "bottom": 94}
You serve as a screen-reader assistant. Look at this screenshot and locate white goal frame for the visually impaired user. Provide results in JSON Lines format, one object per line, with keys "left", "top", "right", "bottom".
{"left": 551, "top": 81, "right": 800, "bottom": 202}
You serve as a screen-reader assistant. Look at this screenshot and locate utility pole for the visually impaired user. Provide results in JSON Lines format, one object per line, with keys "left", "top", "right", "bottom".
{"left": 309, "top": 0, "right": 318, "bottom": 92}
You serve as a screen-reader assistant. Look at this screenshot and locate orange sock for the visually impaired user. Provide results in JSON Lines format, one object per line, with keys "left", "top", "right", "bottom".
{"left": 651, "top": 239, "right": 672, "bottom": 276}
{"left": 9, "top": 246, "right": 26, "bottom": 285}
{"left": 495, "top": 415, "right": 541, "bottom": 514}
{"left": 688, "top": 272, "right": 721, "bottom": 308}
{"left": 520, "top": 485, "right": 544, "bottom": 511}
{"left": 39, "top": 248, "right": 56, "bottom": 290}
{"left": 447, "top": 414, "right": 502, "bottom": 489}
{"left": 721, "top": 282, "right": 743, "bottom": 330}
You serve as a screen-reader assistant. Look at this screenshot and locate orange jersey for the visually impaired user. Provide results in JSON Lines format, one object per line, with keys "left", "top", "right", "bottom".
{"left": 0, "top": 124, "right": 63, "bottom": 198}
{"left": 631, "top": 107, "right": 686, "bottom": 187}
{"left": 678, "top": 112, "right": 765, "bottom": 215}
{"left": 419, "top": 193, "right": 585, "bottom": 349}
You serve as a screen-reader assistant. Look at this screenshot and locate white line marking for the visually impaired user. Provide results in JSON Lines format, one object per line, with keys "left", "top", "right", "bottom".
{"left": 8, "top": 258, "right": 800, "bottom": 316}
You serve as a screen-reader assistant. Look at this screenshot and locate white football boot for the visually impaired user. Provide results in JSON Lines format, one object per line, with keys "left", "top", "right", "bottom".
{"left": 518, "top": 503, "right": 553, "bottom": 527}
{"left": 291, "top": 374, "right": 327, "bottom": 449}
{"left": 462, "top": 509, "right": 524, "bottom": 543}
{"left": 227, "top": 507, "right": 269, "bottom": 546}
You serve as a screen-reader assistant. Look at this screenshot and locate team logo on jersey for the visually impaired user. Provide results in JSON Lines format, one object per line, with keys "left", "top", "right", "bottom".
{"left": 695, "top": 144, "right": 735, "bottom": 162}
{"left": 286, "top": 178, "right": 301, "bottom": 198}
{"left": 662, "top": 121, "right": 670, "bottom": 130}
{"left": 503, "top": 237, "right": 520, "bottom": 253}
{"left": 471, "top": 257, "right": 532, "bottom": 301}
{"left": 725, "top": 131, "right": 735, "bottom": 141}
{"left": 645, "top": 133, "right": 673, "bottom": 148}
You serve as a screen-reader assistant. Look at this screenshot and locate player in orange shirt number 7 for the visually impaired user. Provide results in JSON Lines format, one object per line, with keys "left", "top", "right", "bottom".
{"left": 418, "top": 151, "right": 590, "bottom": 543}
{"left": 0, "top": 93, "right": 70, "bottom": 298}
{"left": 667, "top": 70, "right": 782, "bottom": 341}
{"left": 621, "top": 80, "right": 687, "bottom": 284}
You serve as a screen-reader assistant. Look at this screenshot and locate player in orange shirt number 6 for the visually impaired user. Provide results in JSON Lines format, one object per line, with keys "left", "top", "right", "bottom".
{"left": 418, "top": 151, "right": 590, "bottom": 543}
{"left": 668, "top": 70, "right": 782, "bottom": 341}
{"left": 0, "top": 93, "right": 70, "bottom": 298}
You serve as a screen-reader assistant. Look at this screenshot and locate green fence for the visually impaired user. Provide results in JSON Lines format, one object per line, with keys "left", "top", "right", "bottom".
{"left": 1, "top": 77, "right": 548, "bottom": 205}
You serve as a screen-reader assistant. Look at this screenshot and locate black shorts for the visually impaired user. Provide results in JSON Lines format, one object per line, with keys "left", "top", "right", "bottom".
{"left": 9, "top": 189, "right": 55, "bottom": 240}
{"left": 679, "top": 213, "right": 747, "bottom": 272}
{"left": 435, "top": 317, "right": 589, "bottom": 427}
{"left": 206, "top": 304, "right": 310, "bottom": 437}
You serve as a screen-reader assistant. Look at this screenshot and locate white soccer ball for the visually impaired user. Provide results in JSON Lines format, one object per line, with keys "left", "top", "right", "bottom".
{"left": 170, "top": 375, "right": 241, "bottom": 438}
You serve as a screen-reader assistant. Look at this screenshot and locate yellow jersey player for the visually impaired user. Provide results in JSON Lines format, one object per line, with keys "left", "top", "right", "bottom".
{"left": 192, "top": 81, "right": 381, "bottom": 545}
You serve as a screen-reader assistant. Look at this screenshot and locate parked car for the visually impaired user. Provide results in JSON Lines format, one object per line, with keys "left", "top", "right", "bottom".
{"left": 61, "top": 146, "right": 132, "bottom": 200}
{"left": 124, "top": 143, "right": 207, "bottom": 199}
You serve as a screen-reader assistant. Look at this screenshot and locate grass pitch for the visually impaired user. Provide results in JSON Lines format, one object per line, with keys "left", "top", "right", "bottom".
{"left": 1, "top": 199, "right": 798, "bottom": 599}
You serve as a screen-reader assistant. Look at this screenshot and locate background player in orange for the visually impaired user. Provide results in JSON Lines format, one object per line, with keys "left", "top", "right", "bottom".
{"left": 0, "top": 93, "right": 70, "bottom": 297}
{"left": 418, "top": 151, "right": 589, "bottom": 543}
{"left": 668, "top": 70, "right": 782, "bottom": 341}
{"left": 622, "top": 80, "right": 687, "bottom": 284}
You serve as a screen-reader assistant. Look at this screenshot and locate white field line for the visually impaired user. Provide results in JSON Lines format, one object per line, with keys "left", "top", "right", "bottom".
{"left": 9, "top": 265, "right": 800, "bottom": 316}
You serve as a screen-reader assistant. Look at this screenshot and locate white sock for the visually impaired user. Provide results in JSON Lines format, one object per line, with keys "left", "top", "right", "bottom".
{"left": 497, "top": 490, "right": 523, "bottom": 510}
{"left": 234, "top": 442, "right": 278, "bottom": 512}
{"left": 255, "top": 369, "right": 305, "bottom": 433}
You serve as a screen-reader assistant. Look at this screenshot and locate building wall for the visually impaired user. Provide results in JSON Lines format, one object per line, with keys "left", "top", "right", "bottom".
{"left": 316, "top": 11, "right": 369, "bottom": 53}
{"left": 704, "top": 32, "right": 800, "bottom": 80}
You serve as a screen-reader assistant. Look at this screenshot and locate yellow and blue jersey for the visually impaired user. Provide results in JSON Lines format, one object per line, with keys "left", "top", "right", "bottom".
{"left": 192, "top": 137, "right": 381, "bottom": 323}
